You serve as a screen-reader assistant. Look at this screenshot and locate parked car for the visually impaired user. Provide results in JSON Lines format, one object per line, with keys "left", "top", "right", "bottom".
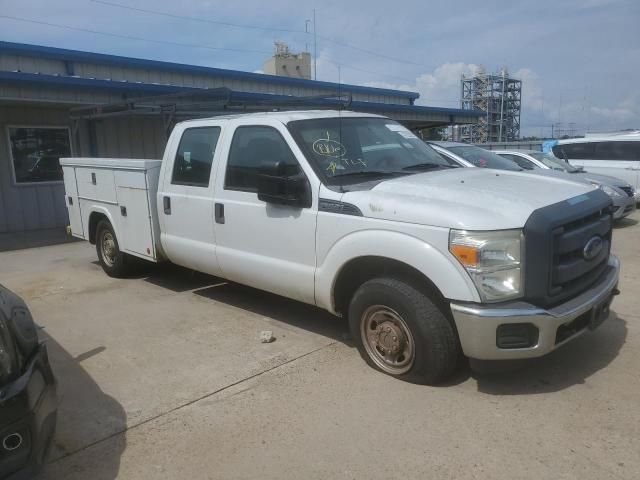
{"left": 431, "top": 142, "right": 635, "bottom": 220}
{"left": 552, "top": 134, "right": 640, "bottom": 201}
{"left": 429, "top": 141, "right": 522, "bottom": 170}
{"left": 0, "top": 284, "right": 57, "bottom": 479}
{"left": 496, "top": 150, "right": 636, "bottom": 220}
{"left": 61, "top": 111, "right": 620, "bottom": 385}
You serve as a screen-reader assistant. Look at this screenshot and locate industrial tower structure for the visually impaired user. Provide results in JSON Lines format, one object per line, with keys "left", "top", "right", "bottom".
{"left": 460, "top": 69, "right": 522, "bottom": 143}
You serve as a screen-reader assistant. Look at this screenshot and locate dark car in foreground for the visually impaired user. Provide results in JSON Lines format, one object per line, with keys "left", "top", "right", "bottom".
{"left": 0, "top": 284, "right": 57, "bottom": 479}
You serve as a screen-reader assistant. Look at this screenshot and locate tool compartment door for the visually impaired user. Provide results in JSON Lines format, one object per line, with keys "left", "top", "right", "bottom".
{"left": 114, "top": 170, "right": 156, "bottom": 260}
{"left": 62, "top": 165, "right": 84, "bottom": 238}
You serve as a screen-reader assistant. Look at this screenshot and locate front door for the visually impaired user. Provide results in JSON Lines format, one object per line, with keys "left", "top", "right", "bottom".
{"left": 158, "top": 124, "right": 223, "bottom": 275}
{"left": 212, "top": 122, "right": 317, "bottom": 304}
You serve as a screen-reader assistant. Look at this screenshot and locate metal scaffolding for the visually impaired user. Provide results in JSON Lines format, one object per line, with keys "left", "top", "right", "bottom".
{"left": 460, "top": 69, "right": 521, "bottom": 143}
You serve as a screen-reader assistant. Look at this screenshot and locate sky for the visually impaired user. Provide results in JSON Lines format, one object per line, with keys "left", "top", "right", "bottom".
{"left": 1, "top": 0, "right": 639, "bottom": 136}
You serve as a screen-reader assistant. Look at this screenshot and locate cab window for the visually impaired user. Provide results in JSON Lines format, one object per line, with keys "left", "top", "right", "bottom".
{"left": 225, "top": 126, "right": 300, "bottom": 192}
{"left": 172, "top": 127, "right": 221, "bottom": 187}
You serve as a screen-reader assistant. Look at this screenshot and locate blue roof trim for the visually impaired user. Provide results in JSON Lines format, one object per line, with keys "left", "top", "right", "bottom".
{"left": 0, "top": 70, "right": 196, "bottom": 94}
{"left": 0, "top": 41, "right": 420, "bottom": 100}
{"left": 0, "top": 71, "right": 482, "bottom": 119}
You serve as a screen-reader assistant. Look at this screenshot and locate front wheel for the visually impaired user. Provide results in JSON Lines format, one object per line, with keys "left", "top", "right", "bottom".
{"left": 96, "top": 220, "right": 130, "bottom": 277}
{"left": 348, "top": 277, "right": 460, "bottom": 385}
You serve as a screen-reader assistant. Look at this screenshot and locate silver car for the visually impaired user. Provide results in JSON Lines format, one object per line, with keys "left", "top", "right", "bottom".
{"left": 497, "top": 150, "right": 636, "bottom": 220}
{"left": 429, "top": 142, "right": 635, "bottom": 220}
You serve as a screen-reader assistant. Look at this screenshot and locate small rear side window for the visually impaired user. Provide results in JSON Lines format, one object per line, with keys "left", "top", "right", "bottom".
{"left": 553, "top": 142, "right": 595, "bottom": 160}
{"left": 172, "top": 127, "right": 221, "bottom": 187}
{"left": 502, "top": 154, "right": 537, "bottom": 170}
{"left": 594, "top": 141, "right": 640, "bottom": 160}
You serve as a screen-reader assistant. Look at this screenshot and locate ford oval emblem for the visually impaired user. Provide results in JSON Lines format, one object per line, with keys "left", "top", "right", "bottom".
{"left": 583, "top": 236, "right": 604, "bottom": 261}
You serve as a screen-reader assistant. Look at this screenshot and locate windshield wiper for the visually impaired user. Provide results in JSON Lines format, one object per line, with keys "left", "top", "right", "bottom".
{"left": 332, "top": 170, "right": 406, "bottom": 179}
{"left": 402, "top": 163, "right": 454, "bottom": 171}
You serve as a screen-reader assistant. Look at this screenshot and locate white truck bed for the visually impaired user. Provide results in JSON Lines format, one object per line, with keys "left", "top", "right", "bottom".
{"left": 60, "top": 157, "right": 163, "bottom": 261}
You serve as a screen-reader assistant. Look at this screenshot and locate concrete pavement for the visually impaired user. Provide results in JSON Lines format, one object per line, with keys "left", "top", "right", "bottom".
{"left": 1, "top": 212, "right": 638, "bottom": 480}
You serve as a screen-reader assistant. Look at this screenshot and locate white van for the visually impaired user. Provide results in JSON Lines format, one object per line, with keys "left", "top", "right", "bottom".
{"left": 552, "top": 134, "right": 640, "bottom": 200}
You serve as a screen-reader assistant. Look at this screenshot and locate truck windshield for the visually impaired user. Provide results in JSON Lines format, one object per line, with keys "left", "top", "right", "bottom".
{"left": 447, "top": 145, "right": 522, "bottom": 171}
{"left": 287, "top": 117, "right": 454, "bottom": 185}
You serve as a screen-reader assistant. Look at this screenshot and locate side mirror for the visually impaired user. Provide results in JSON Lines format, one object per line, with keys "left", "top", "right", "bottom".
{"left": 257, "top": 161, "right": 311, "bottom": 208}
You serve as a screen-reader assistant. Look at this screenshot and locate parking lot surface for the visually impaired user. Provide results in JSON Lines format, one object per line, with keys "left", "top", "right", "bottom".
{"left": 1, "top": 212, "right": 639, "bottom": 480}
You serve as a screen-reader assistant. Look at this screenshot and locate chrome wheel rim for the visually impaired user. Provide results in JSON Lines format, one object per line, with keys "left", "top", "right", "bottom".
{"left": 100, "top": 231, "right": 117, "bottom": 267}
{"left": 360, "top": 305, "right": 415, "bottom": 375}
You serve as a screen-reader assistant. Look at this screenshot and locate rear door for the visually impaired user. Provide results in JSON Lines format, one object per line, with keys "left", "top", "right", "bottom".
{"left": 157, "top": 123, "right": 224, "bottom": 275}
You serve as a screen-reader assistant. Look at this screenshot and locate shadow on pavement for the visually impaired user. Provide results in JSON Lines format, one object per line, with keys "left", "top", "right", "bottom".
{"left": 144, "top": 263, "right": 224, "bottom": 293}
{"left": 193, "top": 282, "right": 350, "bottom": 343}
{"left": 35, "top": 331, "right": 126, "bottom": 480}
{"left": 471, "top": 312, "right": 627, "bottom": 395}
{"left": 614, "top": 217, "right": 638, "bottom": 229}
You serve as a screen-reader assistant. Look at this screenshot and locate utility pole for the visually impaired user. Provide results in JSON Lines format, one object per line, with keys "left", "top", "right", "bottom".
{"left": 313, "top": 9, "right": 317, "bottom": 80}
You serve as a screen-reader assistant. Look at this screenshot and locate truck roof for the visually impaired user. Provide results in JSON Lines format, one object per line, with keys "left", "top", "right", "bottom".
{"left": 178, "top": 110, "right": 386, "bottom": 124}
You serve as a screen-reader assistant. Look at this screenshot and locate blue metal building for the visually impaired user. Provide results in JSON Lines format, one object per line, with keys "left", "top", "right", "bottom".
{"left": 0, "top": 42, "right": 481, "bottom": 250}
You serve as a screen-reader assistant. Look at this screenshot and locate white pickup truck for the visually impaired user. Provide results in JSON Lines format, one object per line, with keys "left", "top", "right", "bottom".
{"left": 61, "top": 111, "right": 620, "bottom": 384}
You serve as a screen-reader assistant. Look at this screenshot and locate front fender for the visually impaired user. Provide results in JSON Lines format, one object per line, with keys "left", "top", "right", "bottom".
{"left": 315, "top": 229, "right": 480, "bottom": 313}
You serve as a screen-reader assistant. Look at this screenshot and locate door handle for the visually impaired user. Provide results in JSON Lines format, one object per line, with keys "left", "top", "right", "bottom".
{"left": 215, "top": 203, "right": 225, "bottom": 224}
{"left": 163, "top": 196, "right": 171, "bottom": 215}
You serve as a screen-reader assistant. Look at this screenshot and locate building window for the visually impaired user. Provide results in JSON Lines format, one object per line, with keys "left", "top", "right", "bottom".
{"left": 225, "top": 126, "right": 300, "bottom": 192}
{"left": 172, "top": 127, "right": 221, "bottom": 187}
{"left": 8, "top": 127, "right": 71, "bottom": 184}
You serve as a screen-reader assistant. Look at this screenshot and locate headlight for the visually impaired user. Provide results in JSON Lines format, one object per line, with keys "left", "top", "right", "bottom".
{"left": 449, "top": 229, "right": 523, "bottom": 302}
{"left": 0, "top": 317, "right": 19, "bottom": 384}
{"left": 594, "top": 183, "right": 622, "bottom": 198}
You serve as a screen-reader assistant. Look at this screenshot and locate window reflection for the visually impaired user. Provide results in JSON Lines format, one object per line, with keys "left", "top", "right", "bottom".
{"left": 9, "top": 127, "right": 71, "bottom": 183}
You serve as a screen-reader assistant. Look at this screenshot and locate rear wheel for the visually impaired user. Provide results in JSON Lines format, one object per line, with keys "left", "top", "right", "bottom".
{"left": 348, "top": 277, "right": 460, "bottom": 385}
{"left": 96, "top": 220, "right": 130, "bottom": 277}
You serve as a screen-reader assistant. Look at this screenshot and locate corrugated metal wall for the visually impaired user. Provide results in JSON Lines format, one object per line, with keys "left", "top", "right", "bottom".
{"left": 0, "top": 106, "right": 165, "bottom": 235}
{"left": 93, "top": 117, "right": 166, "bottom": 159}
{"left": 0, "top": 52, "right": 410, "bottom": 105}
{"left": 0, "top": 105, "right": 71, "bottom": 234}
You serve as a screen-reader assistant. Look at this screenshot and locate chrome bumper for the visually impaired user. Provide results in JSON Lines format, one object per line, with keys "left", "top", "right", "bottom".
{"left": 450, "top": 255, "right": 620, "bottom": 360}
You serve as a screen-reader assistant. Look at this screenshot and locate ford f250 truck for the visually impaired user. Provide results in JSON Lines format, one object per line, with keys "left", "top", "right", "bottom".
{"left": 60, "top": 111, "right": 620, "bottom": 384}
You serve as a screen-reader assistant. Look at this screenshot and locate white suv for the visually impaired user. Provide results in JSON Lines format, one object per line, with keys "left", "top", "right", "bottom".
{"left": 553, "top": 134, "right": 640, "bottom": 201}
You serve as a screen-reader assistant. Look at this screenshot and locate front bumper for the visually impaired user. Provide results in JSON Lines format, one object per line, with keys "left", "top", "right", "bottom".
{"left": 0, "top": 343, "right": 57, "bottom": 479}
{"left": 450, "top": 255, "right": 620, "bottom": 360}
{"left": 612, "top": 195, "right": 635, "bottom": 219}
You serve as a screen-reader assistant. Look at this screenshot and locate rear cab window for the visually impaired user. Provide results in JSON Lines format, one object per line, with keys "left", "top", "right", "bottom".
{"left": 172, "top": 127, "right": 221, "bottom": 187}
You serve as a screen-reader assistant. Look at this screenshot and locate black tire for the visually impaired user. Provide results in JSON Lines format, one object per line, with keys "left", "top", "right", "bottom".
{"left": 348, "top": 277, "right": 460, "bottom": 385}
{"left": 96, "top": 220, "right": 130, "bottom": 277}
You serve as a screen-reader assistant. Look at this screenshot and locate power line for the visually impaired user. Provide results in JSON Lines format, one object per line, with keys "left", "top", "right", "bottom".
{"left": 324, "top": 61, "right": 417, "bottom": 84}
{"left": 0, "top": 14, "right": 272, "bottom": 55}
{"left": 89, "top": 0, "right": 306, "bottom": 34}
{"left": 316, "top": 35, "right": 421, "bottom": 66}
{"left": 0, "top": 13, "right": 417, "bottom": 85}
{"left": 88, "top": 0, "right": 423, "bottom": 67}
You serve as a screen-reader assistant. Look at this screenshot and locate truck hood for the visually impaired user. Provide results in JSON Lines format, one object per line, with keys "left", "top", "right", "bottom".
{"left": 342, "top": 168, "right": 596, "bottom": 230}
